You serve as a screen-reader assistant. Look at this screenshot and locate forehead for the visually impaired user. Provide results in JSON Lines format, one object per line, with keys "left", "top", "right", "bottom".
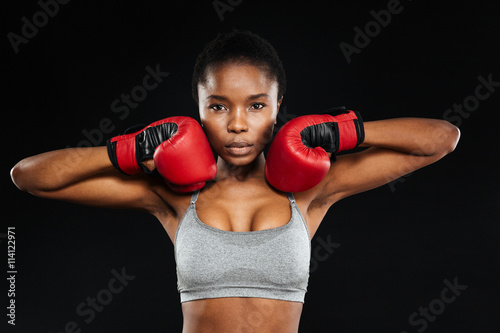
{"left": 199, "top": 62, "right": 278, "bottom": 97}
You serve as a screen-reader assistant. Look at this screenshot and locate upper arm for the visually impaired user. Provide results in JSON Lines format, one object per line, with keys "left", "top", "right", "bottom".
{"left": 316, "top": 146, "right": 452, "bottom": 204}
{"left": 27, "top": 170, "right": 168, "bottom": 214}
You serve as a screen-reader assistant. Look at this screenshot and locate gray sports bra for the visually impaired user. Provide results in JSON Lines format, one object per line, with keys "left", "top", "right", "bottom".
{"left": 174, "top": 189, "right": 311, "bottom": 303}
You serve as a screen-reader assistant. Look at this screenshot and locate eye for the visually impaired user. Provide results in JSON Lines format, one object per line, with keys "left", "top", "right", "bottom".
{"left": 250, "top": 102, "right": 265, "bottom": 110}
{"left": 209, "top": 104, "right": 227, "bottom": 112}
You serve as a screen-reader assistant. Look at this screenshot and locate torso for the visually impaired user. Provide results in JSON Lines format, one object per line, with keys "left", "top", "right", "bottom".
{"left": 181, "top": 297, "right": 303, "bottom": 333}
{"left": 151, "top": 176, "right": 332, "bottom": 333}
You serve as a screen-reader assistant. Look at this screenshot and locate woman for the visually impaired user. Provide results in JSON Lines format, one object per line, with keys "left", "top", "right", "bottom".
{"left": 11, "top": 30, "right": 460, "bottom": 332}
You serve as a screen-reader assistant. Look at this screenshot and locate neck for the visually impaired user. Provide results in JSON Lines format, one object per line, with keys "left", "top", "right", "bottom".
{"left": 215, "top": 152, "right": 266, "bottom": 181}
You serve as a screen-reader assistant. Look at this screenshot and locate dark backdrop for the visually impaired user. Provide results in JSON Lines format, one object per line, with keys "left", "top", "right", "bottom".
{"left": 3, "top": 0, "right": 499, "bottom": 332}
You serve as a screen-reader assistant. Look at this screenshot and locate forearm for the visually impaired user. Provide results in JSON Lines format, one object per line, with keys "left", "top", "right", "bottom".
{"left": 359, "top": 117, "right": 460, "bottom": 156}
{"left": 11, "top": 146, "right": 115, "bottom": 192}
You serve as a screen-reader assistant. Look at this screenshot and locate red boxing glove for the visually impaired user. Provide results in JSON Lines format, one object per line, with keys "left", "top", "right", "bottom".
{"left": 265, "top": 107, "right": 364, "bottom": 192}
{"left": 154, "top": 117, "right": 217, "bottom": 192}
{"left": 107, "top": 116, "right": 216, "bottom": 192}
{"left": 107, "top": 117, "right": 176, "bottom": 175}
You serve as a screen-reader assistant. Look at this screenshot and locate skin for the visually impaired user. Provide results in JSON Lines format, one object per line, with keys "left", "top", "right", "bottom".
{"left": 11, "top": 62, "right": 460, "bottom": 333}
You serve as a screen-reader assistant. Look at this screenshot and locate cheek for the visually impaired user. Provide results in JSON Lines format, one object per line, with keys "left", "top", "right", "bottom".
{"left": 253, "top": 118, "right": 276, "bottom": 147}
{"left": 202, "top": 122, "right": 225, "bottom": 149}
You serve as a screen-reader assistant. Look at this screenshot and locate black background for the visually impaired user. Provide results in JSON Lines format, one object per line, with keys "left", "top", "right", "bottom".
{"left": 3, "top": 0, "right": 499, "bottom": 332}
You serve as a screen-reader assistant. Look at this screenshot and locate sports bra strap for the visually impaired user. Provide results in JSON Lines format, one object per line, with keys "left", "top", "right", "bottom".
{"left": 190, "top": 189, "right": 201, "bottom": 204}
{"left": 286, "top": 192, "right": 296, "bottom": 204}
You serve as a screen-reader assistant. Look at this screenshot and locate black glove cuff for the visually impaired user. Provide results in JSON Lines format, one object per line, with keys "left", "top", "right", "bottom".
{"left": 106, "top": 139, "right": 127, "bottom": 174}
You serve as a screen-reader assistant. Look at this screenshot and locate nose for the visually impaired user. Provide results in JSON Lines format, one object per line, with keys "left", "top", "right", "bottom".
{"left": 227, "top": 108, "right": 248, "bottom": 133}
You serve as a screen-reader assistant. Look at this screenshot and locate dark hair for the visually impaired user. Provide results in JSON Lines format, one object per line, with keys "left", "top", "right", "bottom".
{"left": 192, "top": 30, "right": 286, "bottom": 103}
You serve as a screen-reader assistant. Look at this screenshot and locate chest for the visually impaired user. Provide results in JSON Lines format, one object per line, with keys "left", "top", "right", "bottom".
{"left": 158, "top": 184, "right": 325, "bottom": 244}
{"left": 195, "top": 191, "right": 293, "bottom": 233}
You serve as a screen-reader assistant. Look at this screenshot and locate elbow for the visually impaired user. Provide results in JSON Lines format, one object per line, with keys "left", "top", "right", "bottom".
{"left": 10, "top": 161, "right": 29, "bottom": 191}
{"left": 10, "top": 162, "right": 27, "bottom": 191}
{"left": 442, "top": 121, "right": 461, "bottom": 154}
{"left": 10, "top": 159, "right": 38, "bottom": 193}
{"left": 419, "top": 120, "right": 460, "bottom": 158}
{"left": 429, "top": 120, "right": 460, "bottom": 157}
{"left": 450, "top": 126, "right": 461, "bottom": 152}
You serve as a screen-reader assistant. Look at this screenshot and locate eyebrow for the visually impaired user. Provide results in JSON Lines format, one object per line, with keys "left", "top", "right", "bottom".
{"left": 206, "top": 93, "right": 271, "bottom": 101}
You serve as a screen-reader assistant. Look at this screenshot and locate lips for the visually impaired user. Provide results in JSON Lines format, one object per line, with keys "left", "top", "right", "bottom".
{"left": 226, "top": 142, "right": 252, "bottom": 148}
{"left": 225, "top": 141, "right": 254, "bottom": 155}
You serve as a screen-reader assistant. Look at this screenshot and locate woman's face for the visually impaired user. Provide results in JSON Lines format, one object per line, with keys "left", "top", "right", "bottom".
{"left": 198, "top": 62, "right": 282, "bottom": 166}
